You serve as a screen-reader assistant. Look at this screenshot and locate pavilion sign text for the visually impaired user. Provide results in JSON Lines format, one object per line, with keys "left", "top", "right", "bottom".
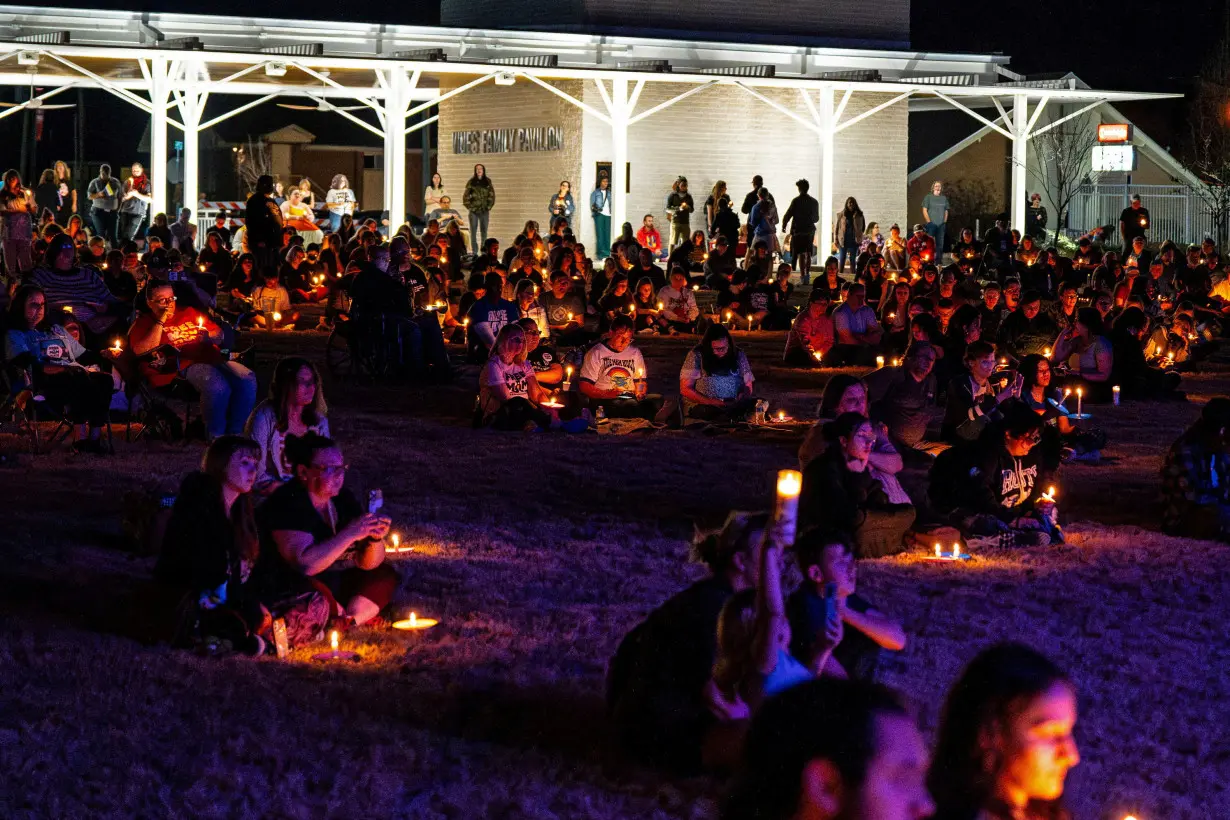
{"left": 451, "top": 126, "right": 564, "bottom": 154}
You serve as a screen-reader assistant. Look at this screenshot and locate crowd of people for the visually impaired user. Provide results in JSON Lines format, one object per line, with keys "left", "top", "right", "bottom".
{"left": 2, "top": 159, "right": 1226, "bottom": 818}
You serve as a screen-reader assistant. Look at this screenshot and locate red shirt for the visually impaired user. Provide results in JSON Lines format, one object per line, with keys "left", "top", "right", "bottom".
{"left": 905, "top": 233, "right": 936, "bottom": 261}
{"left": 130, "top": 306, "right": 223, "bottom": 386}
{"left": 637, "top": 226, "right": 662, "bottom": 252}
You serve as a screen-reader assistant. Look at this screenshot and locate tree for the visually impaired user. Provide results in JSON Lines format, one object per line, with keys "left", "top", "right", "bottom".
{"left": 945, "top": 176, "right": 998, "bottom": 237}
{"left": 1181, "top": 35, "right": 1230, "bottom": 251}
{"left": 233, "top": 136, "right": 273, "bottom": 195}
{"left": 1024, "top": 111, "right": 1102, "bottom": 242}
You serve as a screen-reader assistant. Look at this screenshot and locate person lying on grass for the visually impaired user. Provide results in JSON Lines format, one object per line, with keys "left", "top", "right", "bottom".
{"left": 256, "top": 432, "right": 397, "bottom": 627}
{"left": 721, "top": 678, "right": 933, "bottom": 820}
{"left": 928, "top": 643, "right": 1080, "bottom": 820}
{"left": 156, "top": 436, "right": 268, "bottom": 655}
{"left": 245, "top": 356, "right": 330, "bottom": 496}
{"left": 607, "top": 511, "right": 770, "bottom": 775}
{"left": 928, "top": 401, "right": 1059, "bottom": 549}
{"left": 787, "top": 528, "right": 906, "bottom": 684}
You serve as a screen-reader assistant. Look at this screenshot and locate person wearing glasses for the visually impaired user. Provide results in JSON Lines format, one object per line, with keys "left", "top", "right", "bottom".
{"left": 256, "top": 432, "right": 397, "bottom": 627}
{"left": 244, "top": 357, "right": 331, "bottom": 496}
{"left": 129, "top": 280, "right": 257, "bottom": 441}
{"left": 941, "top": 341, "right": 1022, "bottom": 443}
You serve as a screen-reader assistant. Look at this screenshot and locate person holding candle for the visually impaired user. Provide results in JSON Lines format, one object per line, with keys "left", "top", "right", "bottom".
{"left": 678, "top": 324, "right": 756, "bottom": 425}
{"left": 0, "top": 169, "right": 38, "bottom": 278}
{"left": 514, "top": 279, "right": 549, "bottom": 339}
{"left": 244, "top": 357, "right": 330, "bottom": 495}
{"left": 928, "top": 643, "right": 1079, "bottom": 820}
{"left": 997, "top": 289, "right": 1058, "bottom": 361}
{"left": 518, "top": 317, "right": 565, "bottom": 392}
{"left": 579, "top": 315, "right": 665, "bottom": 421}
{"left": 1160, "top": 397, "right": 1230, "bottom": 540}
{"left": 117, "top": 162, "right": 152, "bottom": 244}
{"left": 249, "top": 267, "right": 298, "bottom": 330}
{"left": 1017, "top": 354, "right": 1106, "bottom": 469}
{"left": 630, "top": 276, "right": 660, "bottom": 333}
{"left": 1109, "top": 307, "right": 1183, "bottom": 400}
{"left": 655, "top": 267, "right": 701, "bottom": 335}
{"left": 829, "top": 283, "right": 883, "bottom": 367}
{"left": 798, "top": 412, "right": 916, "bottom": 558}
{"left": 540, "top": 270, "right": 593, "bottom": 346}
{"left": 156, "top": 436, "right": 272, "bottom": 655}
{"left": 942, "top": 341, "right": 1022, "bottom": 443}
{"left": 197, "top": 231, "right": 235, "bottom": 289}
{"left": 130, "top": 281, "right": 257, "bottom": 441}
{"left": 782, "top": 290, "right": 836, "bottom": 367}
{"left": 256, "top": 433, "right": 397, "bottom": 627}
{"left": 787, "top": 528, "right": 906, "bottom": 683}
{"left": 547, "top": 181, "right": 576, "bottom": 232}
{"left": 30, "top": 234, "right": 126, "bottom": 344}
{"left": 4, "top": 284, "right": 114, "bottom": 454}
{"left": 476, "top": 322, "right": 572, "bottom": 432}
{"left": 597, "top": 273, "right": 635, "bottom": 333}
{"left": 1049, "top": 307, "right": 1113, "bottom": 403}
{"left": 862, "top": 343, "right": 943, "bottom": 461}
{"left": 465, "top": 271, "right": 521, "bottom": 361}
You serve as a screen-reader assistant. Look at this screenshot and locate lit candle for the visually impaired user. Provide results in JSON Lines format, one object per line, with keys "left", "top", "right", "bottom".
{"left": 197, "top": 317, "right": 204, "bottom": 329}
{"left": 199, "top": 264, "right": 206, "bottom": 272}
{"left": 272, "top": 311, "right": 282, "bottom": 323}
{"left": 888, "top": 312, "right": 896, "bottom": 320}
{"left": 748, "top": 315, "right": 753, "bottom": 331}
{"left": 952, "top": 542, "right": 961, "bottom": 558}
{"left": 1076, "top": 387, "right": 1082, "bottom": 417}
{"left": 1112, "top": 385, "right": 1120, "bottom": 406}
{"left": 935, "top": 542, "right": 942, "bottom": 558}
{"left": 876, "top": 356, "right": 885, "bottom": 367}
{"left": 774, "top": 469, "right": 802, "bottom": 546}
{"left": 891, "top": 358, "right": 900, "bottom": 367}
{"left": 64, "top": 305, "right": 73, "bottom": 314}
{"left": 777, "top": 410, "right": 786, "bottom": 422}
{"left": 566, "top": 311, "right": 574, "bottom": 323}
{"left": 392, "top": 611, "right": 440, "bottom": 631}
{"left": 657, "top": 301, "right": 663, "bottom": 311}
{"left": 1041, "top": 485, "right": 1057, "bottom": 502}
{"left": 1043, "top": 347, "right": 1051, "bottom": 358}
{"left": 999, "top": 357, "right": 1007, "bottom": 366}
{"left": 330, "top": 630, "right": 339, "bottom": 652}
{"left": 391, "top": 533, "right": 400, "bottom": 551}
{"left": 812, "top": 351, "right": 823, "bottom": 362}
{"left": 692, "top": 284, "right": 699, "bottom": 291}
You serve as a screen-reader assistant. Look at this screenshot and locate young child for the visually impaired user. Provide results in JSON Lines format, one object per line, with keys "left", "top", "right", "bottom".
{"left": 786, "top": 528, "right": 906, "bottom": 683}
{"left": 250, "top": 268, "right": 298, "bottom": 330}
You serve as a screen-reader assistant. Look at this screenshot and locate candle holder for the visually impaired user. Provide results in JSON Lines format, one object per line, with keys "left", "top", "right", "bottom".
{"left": 392, "top": 612, "right": 439, "bottom": 632}
{"left": 925, "top": 542, "right": 971, "bottom": 562}
{"left": 313, "top": 630, "right": 360, "bottom": 662}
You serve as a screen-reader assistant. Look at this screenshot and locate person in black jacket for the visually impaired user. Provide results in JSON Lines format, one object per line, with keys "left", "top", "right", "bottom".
{"left": 155, "top": 436, "right": 268, "bottom": 654}
{"left": 942, "top": 340, "right": 1022, "bottom": 442}
{"left": 782, "top": 179, "right": 819, "bottom": 285}
{"left": 740, "top": 175, "right": 764, "bottom": 227}
{"left": 244, "top": 175, "right": 284, "bottom": 273}
{"left": 929, "top": 401, "right": 1058, "bottom": 548}
{"left": 709, "top": 194, "right": 741, "bottom": 250}
{"left": 799, "top": 412, "right": 916, "bottom": 558}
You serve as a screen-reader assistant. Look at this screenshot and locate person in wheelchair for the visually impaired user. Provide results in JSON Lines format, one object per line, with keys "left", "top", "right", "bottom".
{"left": 5, "top": 284, "right": 115, "bottom": 454}
{"left": 129, "top": 281, "right": 256, "bottom": 442}
{"left": 347, "top": 247, "right": 451, "bottom": 381}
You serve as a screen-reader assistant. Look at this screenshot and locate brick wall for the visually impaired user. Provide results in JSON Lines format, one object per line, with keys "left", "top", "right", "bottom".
{"left": 441, "top": 0, "right": 910, "bottom": 43}
{"left": 436, "top": 77, "right": 583, "bottom": 244}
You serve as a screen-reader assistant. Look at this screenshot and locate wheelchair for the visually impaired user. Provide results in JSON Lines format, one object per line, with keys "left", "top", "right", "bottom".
{"left": 325, "top": 312, "right": 407, "bottom": 380}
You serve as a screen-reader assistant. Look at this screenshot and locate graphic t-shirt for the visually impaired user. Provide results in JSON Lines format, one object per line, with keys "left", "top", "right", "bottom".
{"left": 479, "top": 356, "right": 535, "bottom": 420}
{"left": 580, "top": 341, "right": 645, "bottom": 394}
{"left": 467, "top": 297, "right": 520, "bottom": 344}
{"left": 130, "top": 306, "right": 224, "bottom": 386}
{"left": 540, "top": 290, "right": 586, "bottom": 327}
{"left": 527, "top": 343, "right": 560, "bottom": 374}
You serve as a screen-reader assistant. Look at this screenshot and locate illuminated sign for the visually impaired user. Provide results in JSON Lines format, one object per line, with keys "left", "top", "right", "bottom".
{"left": 1092, "top": 145, "right": 1136, "bottom": 172}
{"left": 451, "top": 126, "right": 564, "bottom": 154}
{"left": 1097, "top": 123, "right": 1132, "bottom": 143}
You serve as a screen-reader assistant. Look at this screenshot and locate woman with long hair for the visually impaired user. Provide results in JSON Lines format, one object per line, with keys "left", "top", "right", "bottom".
{"left": 423, "top": 171, "right": 446, "bottom": 216}
{"left": 463, "top": 163, "right": 495, "bottom": 256}
{"left": 34, "top": 168, "right": 60, "bottom": 225}
{"left": 598, "top": 272, "right": 633, "bottom": 331}
{"left": 548, "top": 180, "right": 575, "bottom": 232}
{"left": 833, "top": 196, "right": 866, "bottom": 274}
{"left": 705, "top": 180, "right": 728, "bottom": 234}
{"left": 929, "top": 643, "right": 1079, "bottom": 820}
{"left": 324, "top": 174, "right": 355, "bottom": 234}
{"left": 53, "top": 159, "right": 77, "bottom": 220}
{"left": 245, "top": 357, "right": 330, "bottom": 494}
{"left": 477, "top": 323, "right": 569, "bottom": 431}
{"left": 679, "top": 323, "right": 755, "bottom": 423}
{"left": 156, "top": 435, "right": 267, "bottom": 653}
{"left": 1018, "top": 353, "right": 1106, "bottom": 469}
{"left": 118, "top": 161, "right": 152, "bottom": 243}
{"left": 1051, "top": 306, "right": 1113, "bottom": 402}
{"left": 0, "top": 168, "right": 37, "bottom": 276}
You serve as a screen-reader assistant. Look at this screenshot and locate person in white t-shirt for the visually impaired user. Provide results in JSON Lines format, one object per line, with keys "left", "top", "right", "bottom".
{"left": 478, "top": 323, "right": 572, "bottom": 432}
{"left": 324, "top": 174, "right": 355, "bottom": 234}
{"left": 580, "top": 315, "right": 665, "bottom": 421}
{"left": 656, "top": 267, "right": 700, "bottom": 334}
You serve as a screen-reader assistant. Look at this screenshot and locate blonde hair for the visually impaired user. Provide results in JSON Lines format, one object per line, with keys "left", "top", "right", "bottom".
{"left": 713, "top": 588, "right": 758, "bottom": 700}
{"left": 492, "top": 323, "right": 528, "bottom": 364}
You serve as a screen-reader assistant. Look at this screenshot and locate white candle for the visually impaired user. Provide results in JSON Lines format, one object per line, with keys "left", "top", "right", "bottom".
{"left": 876, "top": 356, "right": 885, "bottom": 368}
{"left": 1112, "top": 385, "right": 1120, "bottom": 406}
{"left": 935, "top": 542, "right": 942, "bottom": 558}
{"left": 391, "top": 533, "right": 400, "bottom": 551}
{"left": 1076, "top": 387, "right": 1082, "bottom": 417}
{"left": 952, "top": 542, "right": 961, "bottom": 558}
{"left": 775, "top": 469, "right": 802, "bottom": 547}
{"left": 329, "top": 630, "right": 339, "bottom": 652}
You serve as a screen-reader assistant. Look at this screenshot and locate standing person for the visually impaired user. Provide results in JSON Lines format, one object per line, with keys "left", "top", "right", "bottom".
{"left": 1026, "top": 192, "right": 1048, "bottom": 241}
{"left": 117, "top": 162, "right": 152, "bottom": 244}
{"left": 462, "top": 164, "right": 495, "bottom": 256}
{"left": 34, "top": 169, "right": 60, "bottom": 224}
{"left": 168, "top": 207, "right": 197, "bottom": 254}
{"left": 782, "top": 179, "right": 819, "bottom": 285}
{"left": 547, "top": 181, "right": 575, "bottom": 231}
{"left": 296, "top": 178, "right": 315, "bottom": 211}
{"left": 1119, "top": 193, "right": 1150, "bottom": 248}
{"left": 740, "top": 175, "right": 764, "bottom": 228}
{"left": 704, "top": 180, "right": 728, "bottom": 234}
{"left": 87, "top": 164, "right": 120, "bottom": 246}
{"left": 709, "top": 195, "right": 741, "bottom": 250}
{"left": 922, "top": 180, "right": 950, "bottom": 262}
{"left": 245, "top": 175, "right": 284, "bottom": 273}
{"left": 665, "top": 177, "right": 694, "bottom": 249}
{"left": 590, "top": 176, "right": 612, "bottom": 259}
{"left": 0, "top": 169, "right": 37, "bottom": 278}
{"left": 53, "top": 160, "right": 77, "bottom": 222}
{"left": 748, "top": 187, "right": 778, "bottom": 259}
{"left": 929, "top": 644, "right": 1080, "bottom": 820}
{"left": 324, "top": 174, "right": 355, "bottom": 234}
{"left": 832, "top": 196, "right": 865, "bottom": 275}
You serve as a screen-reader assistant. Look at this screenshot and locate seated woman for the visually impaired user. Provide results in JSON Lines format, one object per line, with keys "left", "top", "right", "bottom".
{"left": 30, "top": 233, "right": 126, "bottom": 344}
{"left": 679, "top": 324, "right": 756, "bottom": 424}
{"left": 942, "top": 340, "right": 1021, "bottom": 443}
{"left": 245, "top": 357, "right": 330, "bottom": 496}
{"left": 129, "top": 280, "right": 257, "bottom": 441}
{"left": 4, "top": 284, "right": 113, "bottom": 454}
{"left": 1109, "top": 306, "right": 1183, "bottom": 400}
{"left": 1018, "top": 353, "right": 1105, "bottom": 470}
{"left": 1049, "top": 307, "right": 1113, "bottom": 402}
{"left": 155, "top": 436, "right": 269, "bottom": 654}
{"left": 514, "top": 279, "right": 548, "bottom": 338}
{"left": 782, "top": 290, "right": 834, "bottom": 366}
{"left": 799, "top": 412, "right": 916, "bottom": 558}
{"left": 101, "top": 249, "right": 138, "bottom": 304}
{"left": 607, "top": 511, "right": 770, "bottom": 774}
{"left": 256, "top": 432, "right": 397, "bottom": 626}
{"left": 630, "top": 276, "right": 660, "bottom": 333}
{"left": 250, "top": 267, "right": 300, "bottom": 330}
{"left": 198, "top": 231, "right": 234, "bottom": 286}
{"left": 929, "top": 644, "right": 1080, "bottom": 820}
{"left": 656, "top": 267, "right": 700, "bottom": 334}
{"left": 519, "top": 318, "right": 564, "bottom": 390}
{"left": 477, "top": 323, "right": 584, "bottom": 432}
{"left": 597, "top": 273, "right": 634, "bottom": 332}
{"left": 1161, "top": 397, "right": 1230, "bottom": 541}
{"left": 811, "top": 256, "right": 845, "bottom": 303}
{"left": 878, "top": 279, "right": 912, "bottom": 352}
{"left": 929, "top": 402, "right": 1059, "bottom": 548}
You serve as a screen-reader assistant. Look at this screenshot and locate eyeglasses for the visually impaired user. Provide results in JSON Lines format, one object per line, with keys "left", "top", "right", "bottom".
{"left": 151, "top": 295, "right": 177, "bottom": 306}
{"left": 309, "top": 463, "right": 348, "bottom": 478}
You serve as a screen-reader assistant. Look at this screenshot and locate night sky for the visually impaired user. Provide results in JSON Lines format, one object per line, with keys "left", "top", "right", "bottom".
{"left": 3, "top": 0, "right": 1225, "bottom": 181}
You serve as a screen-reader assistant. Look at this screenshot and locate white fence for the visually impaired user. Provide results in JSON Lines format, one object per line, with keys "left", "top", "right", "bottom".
{"left": 1064, "top": 183, "right": 1223, "bottom": 246}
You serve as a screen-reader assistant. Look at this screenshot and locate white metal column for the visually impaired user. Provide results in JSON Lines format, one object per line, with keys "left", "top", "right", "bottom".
{"left": 610, "top": 78, "right": 630, "bottom": 232}
{"left": 383, "top": 68, "right": 408, "bottom": 231}
{"left": 816, "top": 86, "right": 835, "bottom": 261}
{"left": 170, "top": 61, "right": 208, "bottom": 222}
{"left": 149, "top": 57, "right": 169, "bottom": 219}
{"left": 1010, "top": 94, "right": 1028, "bottom": 234}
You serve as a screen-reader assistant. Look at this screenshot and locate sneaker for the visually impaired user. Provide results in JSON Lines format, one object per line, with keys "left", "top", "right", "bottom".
{"left": 1068, "top": 449, "right": 1101, "bottom": 464}
{"left": 1003, "top": 529, "right": 1052, "bottom": 548}
{"left": 964, "top": 532, "right": 1007, "bottom": 551}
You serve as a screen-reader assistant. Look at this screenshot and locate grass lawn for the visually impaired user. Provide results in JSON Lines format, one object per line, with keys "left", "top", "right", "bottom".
{"left": 1, "top": 328, "right": 1227, "bottom": 819}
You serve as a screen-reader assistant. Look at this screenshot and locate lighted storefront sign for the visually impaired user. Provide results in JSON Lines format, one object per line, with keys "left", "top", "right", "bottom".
{"left": 451, "top": 126, "right": 564, "bottom": 154}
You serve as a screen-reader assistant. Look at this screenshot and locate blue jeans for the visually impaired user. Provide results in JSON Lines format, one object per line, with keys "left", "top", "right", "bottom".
{"left": 925, "top": 223, "right": 946, "bottom": 259}
{"left": 837, "top": 243, "right": 859, "bottom": 274}
{"left": 593, "top": 212, "right": 611, "bottom": 258}
{"left": 184, "top": 360, "right": 257, "bottom": 440}
{"left": 328, "top": 212, "right": 343, "bottom": 233}
{"left": 90, "top": 209, "right": 117, "bottom": 246}
{"left": 469, "top": 210, "right": 489, "bottom": 255}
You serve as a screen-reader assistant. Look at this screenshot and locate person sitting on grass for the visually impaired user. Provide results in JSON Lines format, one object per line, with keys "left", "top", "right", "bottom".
{"left": 598, "top": 273, "right": 635, "bottom": 332}
{"left": 829, "top": 283, "right": 883, "bottom": 366}
{"left": 861, "top": 342, "right": 941, "bottom": 459}
{"left": 579, "top": 315, "right": 664, "bottom": 421}
{"left": 256, "top": 432, "right": 397, "bottom": 627}
{"left": 928, "top": 643, "right": 1080, "bottom": 820}
{"left": 782, "top": 290, "right": 835, "bottom": 366}
{"left": 630, "top": 276, "right": 660, "bottom": 332}
{"left": 942, "top": 341, "right": 1022, "bottom": 443}
{"left": 1161, "top": 397, "right": 1230, "bottom": 541}
{"left": 477, "top": 322, "right": 572, "bottom": 432}
{"left": 245, "top": 357, "right": 330, "bottom": 496}
{"left": 679, "top": 323, "right": 756, "bottom": 424}
{"left": 722, "top": 677, "right": 933, "bottom": 820}
{"left": 249, "top": 266, "right": 299, "bottom": 330}
{"left": 607, "top": 511, "right": 770, "bottom": 775}
{"left": 799, "top": 412, "right": 916, "bottom": 558}
{"left": 156, "top": 436, "right": 268, "bottom": 655}
{"left": 1017, "top": 353, "right": 1105, "bottom": 469}
{"left": 997, "top": 289, "right": 1057, "bottom": 360}
{"left": 4, "top": 283, "right": 114, "bottom": 454}
{"left": 929, "top": 402, "right": 1059, "bottom": 549}
{"left": 656, "top": 267, "right": 700, "bottom": 333}
{"left": 130, "top": 281, "right": 257, "bottom": 442}
{"left": 1109, "top": 306, "right": 1183, "bottom": 400}
{"left": 514, "top": 279, "right": 548, "bottom": 339}
{"left": 540, "top": 269, "right": 591, "bottom": 346}
{"left": 787, "top": 528, "right": 906, "bottom": 683}
{"left": 519, "top": 317, "right": 564, "bottom": 390}
{"left": 1049, "top": 307, "right": 1113, "bottom": 402}
{"left": 466, "top": 270, "right": 520, "bottom": 361}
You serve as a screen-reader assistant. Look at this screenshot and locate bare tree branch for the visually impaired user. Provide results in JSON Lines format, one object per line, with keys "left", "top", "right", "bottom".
{"left": 1023, "top": 112, "right": 1103, "bottom": 239}
{"left": 1181, "top": 35, "right": 1230, "bottom": 249}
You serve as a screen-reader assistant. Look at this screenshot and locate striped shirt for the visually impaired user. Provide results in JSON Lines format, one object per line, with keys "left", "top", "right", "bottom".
{"left": 30, "top": 266, "right": 112, "bottom": 322}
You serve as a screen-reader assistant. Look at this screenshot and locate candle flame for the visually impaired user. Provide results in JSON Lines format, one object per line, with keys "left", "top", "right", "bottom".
{"left": 391, "top": 533, "right": 399, "bottom": 548}
{"left": 330, "top": 630, "right": 339, "bottom": 652}
{"left": 776, "top": 469, "right": 802, "bottom": 497}
{"left": 410, "top": 611, "right": 417, "bottom": 626}
{"left": 935, "top": 543, "right": 942, "bottom": 557}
